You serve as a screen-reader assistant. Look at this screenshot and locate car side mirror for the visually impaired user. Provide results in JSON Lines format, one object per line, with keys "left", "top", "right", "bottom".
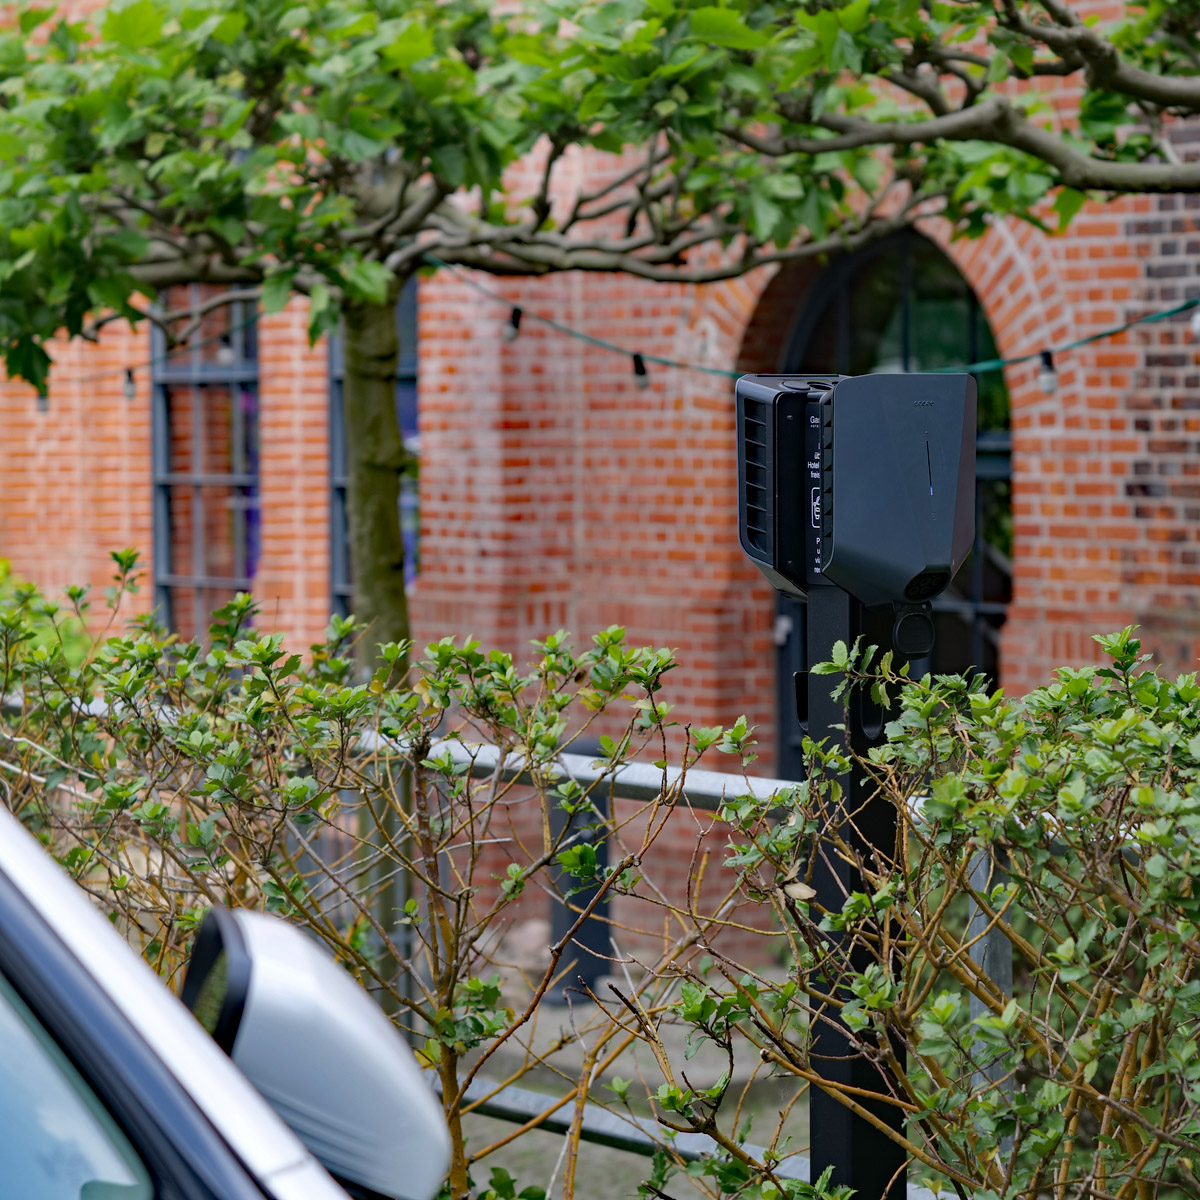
{"left": 182, "top": 907, "right": 450, "bottom": 1200}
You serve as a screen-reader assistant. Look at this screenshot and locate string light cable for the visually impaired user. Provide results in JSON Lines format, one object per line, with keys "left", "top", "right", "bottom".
{"left": 32, "top": 256, "right": 1200, "bottom": 397}
{"left": 423, "top": 251, "right": 1200, "bottom": 383}
{"left": 63, "top": 305, "right": 263, "bottom": 390}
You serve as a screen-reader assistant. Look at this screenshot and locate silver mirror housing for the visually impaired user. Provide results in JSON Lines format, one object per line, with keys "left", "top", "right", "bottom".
{"left": 183, "top": 907, "right": 450, "bottom": 1200}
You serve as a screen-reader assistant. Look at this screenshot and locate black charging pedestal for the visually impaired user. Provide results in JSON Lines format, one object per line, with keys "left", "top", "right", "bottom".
{"left": 736, "top": 372, "right": 977, "bottom": 1200}
{"left": 803, "top": 581, "right": 907, "bottom": 1200}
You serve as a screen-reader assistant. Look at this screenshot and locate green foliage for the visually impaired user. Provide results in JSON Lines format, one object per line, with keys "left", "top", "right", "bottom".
{"left": 642, "top": 627, "right": 1200, "bottom": 1198}
{"left": 0, "top": 0, "right": 1193, "bottom": 390}
{"left": 0, "top": 559, "right": 93, "bottom": 668}
{"left": 0, "top": 559, "right": 769, "bottom": 1200}
{"left": 13, "top": 553, "right": 1200, "bottom": 1197}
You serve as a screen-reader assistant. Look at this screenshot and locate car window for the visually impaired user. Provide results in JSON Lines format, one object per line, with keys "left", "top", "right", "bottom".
{"left": 0, "top": 971, "right": 153, "bottom": 1200}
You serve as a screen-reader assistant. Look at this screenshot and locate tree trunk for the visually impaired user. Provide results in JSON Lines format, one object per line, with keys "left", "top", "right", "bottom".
{"left": 341, "top": 292, "right": 411, "bottom": 660}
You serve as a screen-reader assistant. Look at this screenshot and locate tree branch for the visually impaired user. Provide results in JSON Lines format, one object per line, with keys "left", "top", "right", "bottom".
{"left": 128, "top": 254, "right": 263, "bottom": 288}
{"left": 728, "top": 96, "right": 1200, "bottom": 192}
{"left": 426, "top": 196, "right": 944, "bottom": 285}
{"left": 1002, "top": 0, "right": 1200, "bottom": 108}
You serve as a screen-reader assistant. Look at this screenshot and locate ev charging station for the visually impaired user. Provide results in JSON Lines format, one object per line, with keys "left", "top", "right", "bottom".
{"left": 736, "top": 373, "right": 977, "bottom": 1198}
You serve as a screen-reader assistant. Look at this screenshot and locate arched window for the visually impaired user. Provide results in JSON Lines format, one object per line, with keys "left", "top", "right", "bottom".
{"left": 775, "top": 230, "right": 1012, "bottom": 777}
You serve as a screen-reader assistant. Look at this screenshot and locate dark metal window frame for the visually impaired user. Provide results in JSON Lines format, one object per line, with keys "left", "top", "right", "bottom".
{"left": 151, "top": 290, "right": 260, "bottom": 634}
{"left": 328, "top": 281, "right": 420, "bottom": 620}
{"left": 776, "top": 230, "right": 1013, "bottom": 777}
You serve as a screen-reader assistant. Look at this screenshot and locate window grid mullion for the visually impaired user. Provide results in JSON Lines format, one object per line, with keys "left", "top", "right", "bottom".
{"left": 151, "top": 292, "right": 259, "bottom": 639}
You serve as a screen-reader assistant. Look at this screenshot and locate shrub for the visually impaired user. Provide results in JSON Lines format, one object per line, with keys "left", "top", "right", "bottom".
{"left": 9, "top": 555, "right": 1197, "bottom": 1200}
{"left": 0, "top": 553, "right": 765, "bottom": 1200}
{"left": 634, "top": 628, "right": 1200, "bottom": 1200}
{"left": 0, "top": 556, "right": 93, "bottom": 666}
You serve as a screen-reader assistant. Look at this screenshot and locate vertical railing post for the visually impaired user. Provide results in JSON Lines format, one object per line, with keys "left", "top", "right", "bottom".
{"left": 968, "top": 849, "right": 1014, "bottom": 1156}
{"left": 548, "top": 791, "right": 610, "bottom": 1005}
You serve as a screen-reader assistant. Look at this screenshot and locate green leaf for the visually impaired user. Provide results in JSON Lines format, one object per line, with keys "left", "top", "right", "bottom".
{"left": 261, "top": 271, "right": 296, "bottom": 315}
{"left": 210, "top": 11, "right": 247, "bottom": 44}
{"left": 1053, "top": 187, "right": 1086, "bottom": 232}
{"left": 102, "top": 0, "right": 164, "bottom": 47}
{"left": 761, "top": 175, "right": 804, "bottom": 200}
{"left": 687, "top": 7, "right": 768, "bottom": 50}
{"left": 430, "top": 144, "right": 467, "bottom": 186}
{"left": 338, "top": 129, "right": 390, "bottom": 163}
{"left": 723, "top": 64, "right": 766, "bottom": 95}
{"left": 106, "top": 229, "right": 150, "bottom": 260}
{"left": 1011, "top": 43, "right": 1034, "bottom": 75}
{"left": 306, "top": 282, "right": 335, "bottom": 342}
{"left": 749, "top": 189, "right": 781, "bottom": 242}
{"left": 19, "top": 7, "right": 53, "bottom": 34}
{"left": 347, "top": 260, "right": 393, "bottom": 307}
{"left": 382, "top": 24, "right": 435, "bottom": 69}
{"left": 838, "top": 0, "right": 871, "bottom": 34}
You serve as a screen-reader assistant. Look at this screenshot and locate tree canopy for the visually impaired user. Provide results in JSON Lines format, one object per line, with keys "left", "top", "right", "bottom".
{"left": 2, "top": 0, "right": 1197, "bottom": 390}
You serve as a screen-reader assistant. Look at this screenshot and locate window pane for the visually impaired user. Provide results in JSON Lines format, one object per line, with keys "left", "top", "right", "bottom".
{"left": 845, "top": 253, "right": 905, "bottom": 375}
{"left": 161, "top": 485, "right": 259, "bottom": 582}
{"left": 164, "top": 387, "right": 194, "bottom": 475}
{"left": 396, "top": 379, "right": 418, "bottom": 443}
{"left": 154, "top": 292, "right": 261, "bottom": 637}
{"left": 0, "top": 973, "right": 152, "bottom": 1199}
{"left": 397, "top": 280, "right": 418, "bottom": 380}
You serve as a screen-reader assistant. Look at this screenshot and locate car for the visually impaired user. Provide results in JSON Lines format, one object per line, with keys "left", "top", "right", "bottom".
{"left": 0, "top": 802, "right": 451, "bottom": 1200}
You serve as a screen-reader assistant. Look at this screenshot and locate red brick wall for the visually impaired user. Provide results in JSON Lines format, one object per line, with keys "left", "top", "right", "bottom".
{"left": 0, "top": 325, "right": 154, "bottom": 617}
{"left": 8, "top": 197, "right": 1197, "bottom": 889}
{"left": 0, "top": 298, "right": 332, "bottom": 647}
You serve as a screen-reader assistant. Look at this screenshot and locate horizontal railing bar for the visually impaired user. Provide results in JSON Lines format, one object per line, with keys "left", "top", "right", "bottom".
{"left": 463, "top": 1078, "right": 937, "bottom": 1198}
{"left": 413, "top": 739, "right": 794, "bottom": 811}
{"left": 462, "top": 1077, "right": 808, "bottom": 1180}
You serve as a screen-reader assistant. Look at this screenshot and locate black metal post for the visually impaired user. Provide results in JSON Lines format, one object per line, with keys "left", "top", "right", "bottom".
{"left": 547, "top": 793, "right": 610, "bottom": 1005}
{"left": 806, "top": 580, "right": 907, "bottom": 1200}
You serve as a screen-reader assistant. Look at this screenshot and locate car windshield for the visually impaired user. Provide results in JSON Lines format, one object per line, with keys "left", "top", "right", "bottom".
{"left": 0, "top": 971, "right": 153, "bottom": 1199}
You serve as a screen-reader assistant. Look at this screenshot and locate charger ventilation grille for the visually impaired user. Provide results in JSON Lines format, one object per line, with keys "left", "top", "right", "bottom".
{"left": 741, "top": 397, "right": 772, "bottom": 558}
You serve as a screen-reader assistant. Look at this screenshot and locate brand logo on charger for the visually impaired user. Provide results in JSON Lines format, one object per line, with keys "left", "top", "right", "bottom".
{"left": 913, "top": 400, "right": 934, "bottom": 407}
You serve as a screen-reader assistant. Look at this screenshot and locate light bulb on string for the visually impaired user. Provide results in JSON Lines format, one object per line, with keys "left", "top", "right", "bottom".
{"left": 216, "top": 334, "right": 235, "bottom": 367}
{"left": 632, "top": 353, "right": 650, "bottom": 390}
{"left": 36, "top": 390, "right": 48, "bottom": 414}
{"left": 502, "top": 307, "right": 522, "bottom": 343}
{"left": 1037, "top": 349, "right": 1058, "bottom": 396}
{"left": 123, "top": 368, "right": 136, "bottom": 402}
{"left": 1190, "top": 305, "right": 1200, "bottom": 342}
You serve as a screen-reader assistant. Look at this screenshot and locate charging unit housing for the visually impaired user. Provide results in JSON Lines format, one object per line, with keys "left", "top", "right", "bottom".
{"left": 734, "top": 370, "right": 977, "bottom": 1200}
{"left": 736, "top": 373, "right": 976, "bottom": 605}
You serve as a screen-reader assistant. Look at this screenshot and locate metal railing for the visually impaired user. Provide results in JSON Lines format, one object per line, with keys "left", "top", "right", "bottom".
{"left": 443, "top": 745, "right": 968, "bottom": 1200}
{"left": 0, "top": 692, "right": 972, "bottom": 1198}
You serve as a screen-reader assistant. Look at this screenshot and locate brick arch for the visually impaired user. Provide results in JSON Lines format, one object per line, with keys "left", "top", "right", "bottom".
{"left": 927, "top": 221, "right": 1101, "bottom": 687}
{"left": 690, "top": 219, "right": 1087, "bottom": 695}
